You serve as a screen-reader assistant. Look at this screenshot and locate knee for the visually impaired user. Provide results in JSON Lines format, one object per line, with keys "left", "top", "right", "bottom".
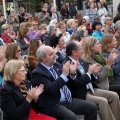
{"left": 85, "top": 101, "right": 97, "bottom": 116}
{"left": 89, "top": 102, "right": 98, "bottom": 112}
{"left": 109, "top": 91, "right": 119, "bottom": 100}
{"left": 100, "top": 98, "right": 108, "bottom": 105}
{"left": 67, "top": 114, "right": 77, "bottom": 120}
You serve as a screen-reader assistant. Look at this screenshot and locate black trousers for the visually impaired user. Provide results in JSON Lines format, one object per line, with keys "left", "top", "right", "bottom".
{"left": 109, "top": 82, "right": 120, "bottom": 98}
{"left": 55, "top": 98, "right": 97, "bottom": 120}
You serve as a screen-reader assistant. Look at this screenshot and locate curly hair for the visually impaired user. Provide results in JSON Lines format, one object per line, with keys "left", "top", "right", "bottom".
{"left": 28, "top": 39, "right": 40, "bottom": 56}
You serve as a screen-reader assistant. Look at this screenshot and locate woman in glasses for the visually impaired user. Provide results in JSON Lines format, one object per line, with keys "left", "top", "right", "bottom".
{"left": 1, "top": 24, "right": 16, "bottom": 44}
{"left": 5, "top": 42, "right": 21, "bottom": 61}
{"left": 1, "top": 59, "right": 56, "bottom": 120}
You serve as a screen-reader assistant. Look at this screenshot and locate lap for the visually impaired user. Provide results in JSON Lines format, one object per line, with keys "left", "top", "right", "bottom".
{"left": 55, "top": 98, "right": 97, "bottom": 118}
{"left": 86, "top": 88, "right": 118, "bottom": 104}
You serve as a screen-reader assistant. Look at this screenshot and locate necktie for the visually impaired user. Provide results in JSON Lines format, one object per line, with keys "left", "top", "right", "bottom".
{"left": 78, "top": 63, "right": 95, "bottom": 95}
{"left": 49, "top": 67, "right": 72, "bottom": 102}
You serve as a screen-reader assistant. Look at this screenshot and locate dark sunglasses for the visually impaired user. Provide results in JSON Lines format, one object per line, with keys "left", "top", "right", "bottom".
{"left": 3, "top": 28, "right": 9, "bottom": 31}
{"left": 33, "top": 24, "right": 38, "bottom": 26}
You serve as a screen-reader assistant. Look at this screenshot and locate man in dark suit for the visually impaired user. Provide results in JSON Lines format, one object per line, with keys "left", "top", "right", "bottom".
{"left": 63, "top": 41, "right": 120, "bottom": 120}
{"left": 65, "top": 1, "right": 77, "bottom": 18}
{"left": 31, "top": 45, "right": 98, "bottom": 120}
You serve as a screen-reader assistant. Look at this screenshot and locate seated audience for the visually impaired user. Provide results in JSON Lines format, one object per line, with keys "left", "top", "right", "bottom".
{"left": 31, "top": 45, "right": 98, "bottom": 120}
{"left": 63, "top": 40, "right": 120, "bottom": 120}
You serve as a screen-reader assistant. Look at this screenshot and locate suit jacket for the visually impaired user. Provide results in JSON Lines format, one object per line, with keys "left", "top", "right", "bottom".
{"left": 68, "top": 3, "right": 77, "bottom": 17}
{"left": 1, "top": 81, "right": 31, "bottom": 120}
{"left": 63, "top": 56, "right": 98, "bottom": 100}
{"left": 31, "top": 62, "right": 68, "bottom": 116}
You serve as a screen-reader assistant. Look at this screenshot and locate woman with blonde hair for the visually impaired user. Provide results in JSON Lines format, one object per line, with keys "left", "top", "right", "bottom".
{"left": 83, "top": 36, "right": 120, "bottom": 96}
{"left": 1, "top": 24, "right": 16, "bottom": 43}
{"left": 101, "top": 34, "right": 120, "bottom": 82}
{"left": 1, "top": 59, "right": 56, "bottom": 120}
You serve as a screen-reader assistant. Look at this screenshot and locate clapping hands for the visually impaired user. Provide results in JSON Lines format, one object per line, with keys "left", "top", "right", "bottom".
{"left": 106, "top": 49, "right": 119, "bottom": 68}
{"left": 26, "top": 84, "right": 44, "bottom": 103}
{"left": 88, "top": 63, "right": 102, "bottom": 74}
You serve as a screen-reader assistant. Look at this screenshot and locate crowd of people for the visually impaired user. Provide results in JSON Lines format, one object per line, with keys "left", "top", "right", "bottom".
{"left": 0, "top": 0, "right": 120, "bottom": 120}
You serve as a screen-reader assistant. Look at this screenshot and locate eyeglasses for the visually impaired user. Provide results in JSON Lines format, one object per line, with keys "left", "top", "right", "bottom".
{"left": 61, "top": 27, "right": 66, "bottom": 29}
{"left": 18, "top": 69, "right": 28, "bottom": 72}
{"left": 3, "top": 28, "right": 9, "bottom": 31}
{"left": 82, "top": 21, "right": 86, "bottom": 24}
{"left": 33, "top": 24, "right": 38, "bottom": 26}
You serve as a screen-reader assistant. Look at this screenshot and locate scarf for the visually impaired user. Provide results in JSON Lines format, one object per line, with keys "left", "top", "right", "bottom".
{"left": 42, "top": 11, "right": 46, "bottom": 15}
{"left": 94, "top": 53, "right": 114, "bottom": 77}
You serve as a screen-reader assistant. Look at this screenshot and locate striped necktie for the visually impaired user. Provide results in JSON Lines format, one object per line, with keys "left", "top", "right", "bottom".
{"left": 49, "top": 67, "right": 72, "bottom": 102}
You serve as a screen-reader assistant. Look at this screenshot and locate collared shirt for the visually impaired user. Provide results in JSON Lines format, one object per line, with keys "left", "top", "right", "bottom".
{"left": 68, "top": 57, "right": 91, "bottom": 89}
{"left": 63, "top": 32, "right": 71, "bottom": 43}
{"left": 41, "top": 63, "right": 68, "bottom": 101}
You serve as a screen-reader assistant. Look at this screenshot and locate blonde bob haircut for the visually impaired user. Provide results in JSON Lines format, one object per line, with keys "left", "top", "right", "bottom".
{"left": 3, "top": 60, "right": 25, "bottom": 82}
{"left": 82, "top": 36, "right": 98, "bottom": 61}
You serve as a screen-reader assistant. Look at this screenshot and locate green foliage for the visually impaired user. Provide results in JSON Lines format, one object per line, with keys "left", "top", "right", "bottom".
{"left": 15, "top": 0, "right": 42, "bottom": 16}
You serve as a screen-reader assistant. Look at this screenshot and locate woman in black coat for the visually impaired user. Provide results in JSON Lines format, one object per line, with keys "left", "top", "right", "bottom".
{"left": 1, "top": 59, "right": 56, "bottom": 120}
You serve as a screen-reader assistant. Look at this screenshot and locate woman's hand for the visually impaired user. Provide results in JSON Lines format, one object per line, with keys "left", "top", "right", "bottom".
{"left": 26, "top": 84, "right": 44, "bottom": 102}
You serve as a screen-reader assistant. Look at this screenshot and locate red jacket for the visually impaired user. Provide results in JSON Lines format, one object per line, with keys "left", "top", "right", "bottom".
{"left": 1, "top": 33, "right": 13, "bottom": 43}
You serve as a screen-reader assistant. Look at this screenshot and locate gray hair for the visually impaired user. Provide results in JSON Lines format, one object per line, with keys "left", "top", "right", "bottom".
{"left": 114, "top": 20, "right": 120, "bottom": 31}
{"left": 36, "top": 47, "right": 46, "bottom": 62}
{"left": 46, "top": 24, "right": 56, "bottom": 34}
{"left": 73, "top": 30, "right": 84, "bottom": 41}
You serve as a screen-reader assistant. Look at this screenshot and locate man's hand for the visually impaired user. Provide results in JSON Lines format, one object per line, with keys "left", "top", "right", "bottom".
{"left": 69, "top": 61, "right": 78, "bottom": 74}
{"left": 62, "top": 61, "right": 70, "bottom": 76}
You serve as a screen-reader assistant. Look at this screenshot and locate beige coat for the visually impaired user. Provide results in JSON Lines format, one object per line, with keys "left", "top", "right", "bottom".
{"left": 84, "top": 59, "right": 110, "bottom": 90}
{"left": 38, "top": 12, "right": 51, "bottom": 25}
{"left": 8, "top": 15, "right": 19, "bottom": 30}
